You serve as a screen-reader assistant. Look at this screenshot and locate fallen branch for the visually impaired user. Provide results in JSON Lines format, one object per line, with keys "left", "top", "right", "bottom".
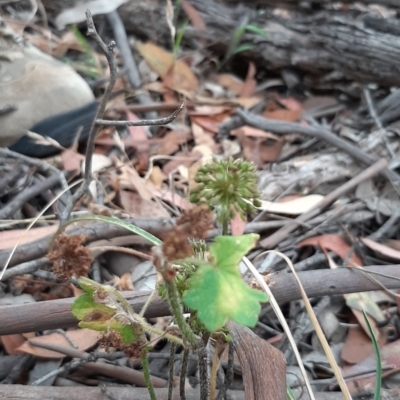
{"left": 1, "top": 264, "right": 399, "bottom": 335}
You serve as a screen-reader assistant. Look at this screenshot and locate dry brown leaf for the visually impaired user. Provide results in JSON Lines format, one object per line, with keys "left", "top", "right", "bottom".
{"left": 232, "top": 126, "right": 284, "bottom": 166}
{"left": 157, "top": 130, "right": 191, "bottom": 155}
{"left": 117, "top": 163, "right": 153, "bottom": 202}
{"left": 0, "top": 225, "right": 58, "bottom": 251}
{"left": 143, "top": 81, "right": 167, "bottom": 93}
{"left": 231, "top": 126, "right": 281, "bottom": 140}
{"left": 135, "top": 42, "right": 174, "bottom": 78}
{"left": 361, "top": 238, "right": 400, "bottom": 261}
{"left": 118, "top": 190, "right": 169, "bottom": 218}
{"left": 115, "top": 272, "right": 135, "bottom": 291}
{"left": 342, "top": 336, "right": 400, "bottom": 394}
{"left": 192, "top": 123, "right": 215, "bottom": 147}
{"left": 16, "top": 329, "right": 100, "bottom": 359}
{"left": 182, "top": 0, "right": 206, "bottom": 31}
{"left": 53, "top": 30, "right": 85, "bottom": 57}
{"left": 61, "top": 148, "right": 84, "bottom": 173}
{"left": 190, "top": 111, "right": 231, "bottom": 134}
{"left": 195, "top": 95, "right": 262, "bottom": 109}
{"left": 215, "top": 73, "right": 244, "bottom": 95}
{"left": 297, "top": 234, "right": 362, "bottom": 266}
{"left": 163, "top": 59, "right": 199, "bottom": 98}
{"left": 1, "top": 334, "right": 26, "bottom": 355}
{"left": 230, "top": 211, "right": 246, "bottom": 236}
{"left": 263, "top": 108, "right": 302, "bottom": 122}
{"left": 254, "top": 194, "right": 324, "bottom": 215}
{"left": 162, "top": 151, "right": 202, "bottom": 176}
{"left": 149, "top": 166, "right": 167, "bottom": 189}
{"left": 146, "top": 183, "right": 193, "bottom": 211}
{"left": 277, "top": 96, "right": 303, "bottom": 112}
{"left": 239, "top": 62, "right": 257, "bottom": 98}
{"left": 385, "top": 239, "right": 400, "bottom": 251}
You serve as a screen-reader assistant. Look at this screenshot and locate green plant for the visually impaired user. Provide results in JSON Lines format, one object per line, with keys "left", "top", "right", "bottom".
{"left": 220, "top": 18, "right": 268, "bottom": 68}
{"left": 190, "top": 157, "right": 261, "bottom": 235}
{"left": 362, "top": 310, "right": 382, "bottom": 400}
{"left": 63, "top": 158, "right": 268, "bottom": 399}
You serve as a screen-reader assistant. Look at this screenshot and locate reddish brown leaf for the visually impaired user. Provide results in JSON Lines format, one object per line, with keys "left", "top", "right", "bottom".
{"left": 361, "top": 237, "right": 400, "bottom": 261}
{"left": 297, "top": 234, "right": 362, "bottom": 266}
{"left": 163, "top": 59, "right": 199, "bottom": 98}
{"left": 1, "top": 334, "right": 26, "bottom": 355}
{"left": 239, "top": 62, "right": 257, "bottom": 98}
{"left": 118, "top": 190, "right": 169, "bottom": 218}
{"left": 157, "top": 130, "right": 191, "bottom": 155}
{"left": 182, "top": 0, "right": 206, "bottom": 31}
{"left": 16, "top": 329, "right": 100, "bottom": 359}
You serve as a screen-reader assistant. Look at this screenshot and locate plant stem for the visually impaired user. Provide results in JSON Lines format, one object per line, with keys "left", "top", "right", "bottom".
{"left": 141, "top": 353, "right": 157, "bottom": 400}
{"left": 210, "top": 342, "right": 220, "bottom": 400}
{"left": 164, "top": 279, "right": 199, "bottom": 348}
{"left": 198, "top": 344, "right": 210, "bottom": 400}
{"left": 168, "top": 343, "right": 176, "bottom": 400}
{"left": 222, "top": 220, "right": 228, "bottom": 236}
{"left": 180, "top": 348, "right": 189, "bottom": 400}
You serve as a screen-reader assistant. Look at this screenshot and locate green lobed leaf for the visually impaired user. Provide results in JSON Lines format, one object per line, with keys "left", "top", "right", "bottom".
{"left": 183, "top": 264, "right": 268, "bottom": 331}
{"left": 209, "top": 234, "right": 259, "bottom": 274}
{"left": 183, "top": 234, "right": 268, "bottom": 331}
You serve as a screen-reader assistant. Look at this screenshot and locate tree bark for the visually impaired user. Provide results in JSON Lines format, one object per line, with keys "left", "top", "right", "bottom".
{"left": 39, "top": 0, "right": 400, "bottom": 87}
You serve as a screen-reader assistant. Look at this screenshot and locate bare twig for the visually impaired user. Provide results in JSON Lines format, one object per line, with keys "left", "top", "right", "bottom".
{"left": 260, "top": 159, "right": 388, "bottom": 248}
{"left": 61, "top": 11, "right": 183, "bottom": 222}
{"left": 0, "top": 148, "right": 70, "bottom": 199}
{"left": 234, "top": 108, "right": 400, "bottom": 193}
{"left": 2, "top": 258, "right": 50, "bottom": 281}
{"left": 96, "top": 104, "right": 184, "bottom": 126}
{"left": 60, "top": 10, "right": 118, "bottom": 223}
{"left": 31, "top": 358, "right": 93, "bottom": 386}
{"left": 0, "top": 174, "right": 60, "bottom": 219}
{"left": 105, "top": 10, "right": 158, "bottom": 126}
{"left": 2, "top": 265, "right": 400, "bottom": 335}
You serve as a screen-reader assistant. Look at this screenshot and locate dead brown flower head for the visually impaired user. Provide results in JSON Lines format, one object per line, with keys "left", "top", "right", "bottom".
{"left": 161, "top": 205, "right": 214, "bottom": 262}
{"left": 48, "top": 234, "right": 93, "bottom": 279}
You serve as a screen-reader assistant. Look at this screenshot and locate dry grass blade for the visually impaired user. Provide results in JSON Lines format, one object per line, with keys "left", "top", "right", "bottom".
{"left": 250, "top": 251, "right": 353, "bottom": 399}
{"left": 0, "top": 179, "right": 83, "bottom": 281}
{"left": 241, "top": 256, "right": 316, "bottom": 400}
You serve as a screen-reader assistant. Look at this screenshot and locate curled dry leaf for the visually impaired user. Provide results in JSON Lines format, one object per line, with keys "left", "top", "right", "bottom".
{"left": 254, "top": 194, "right": 324, "bottom": 215}
{"left": 361, "top": 238, "right": 400, "bottom": 261}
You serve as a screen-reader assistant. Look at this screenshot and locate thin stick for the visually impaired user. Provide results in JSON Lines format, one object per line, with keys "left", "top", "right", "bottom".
{"left": 60, "top": 10, "right": 118, "bottom": 223}
{"left": 260, "top": 158, "right": 387, "bottom": 248}
{"left": 96, "top": 104, "right": 183, "bottom": 126}
{"left": 0, "top": 179, "right": 83, "bottom": 281}
{"left": 235, "top": 108, "right": 400, "bottom": 193}
{"left": 242, "top": 256, "right": 316, "bottom": 400}
{"left": 61, "top": 11, "right": 183, "bottom": 222}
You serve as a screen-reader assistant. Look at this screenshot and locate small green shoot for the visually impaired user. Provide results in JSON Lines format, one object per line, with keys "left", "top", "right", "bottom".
{"left": 220, "top": 18, "right": 268, "bottom": 68}
{"left": 173, "top": 19, "right": 189, "bottom": 58}
{"left": 65, "top": 24, "right": 102, "bottom": 79}
{"left": 362, "top": 310, "right": 382, "bottom": 400}
{"left": 183, "top": 234, "right": 268, "bottom": 331}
